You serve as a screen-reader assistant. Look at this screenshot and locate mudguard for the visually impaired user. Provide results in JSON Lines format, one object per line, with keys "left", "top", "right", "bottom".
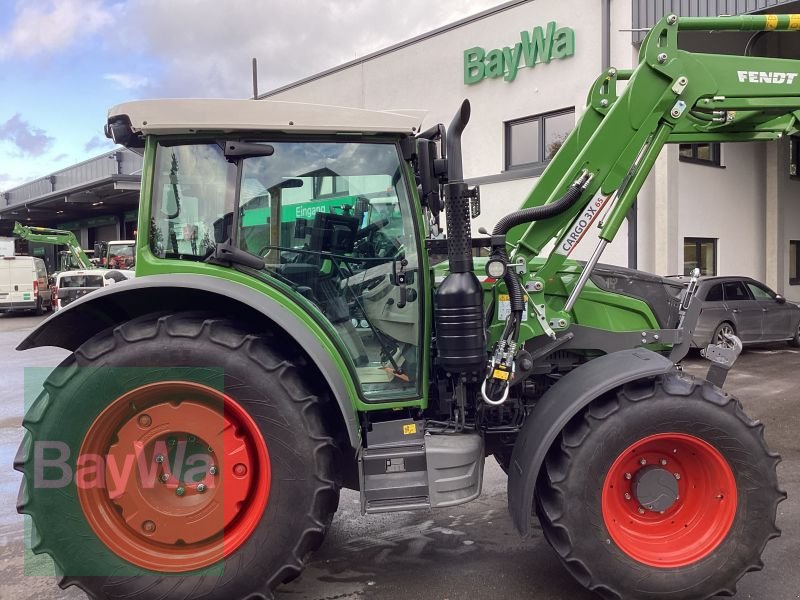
{"left": 17, "top": 273, "right": 361, "bottom": 447}
{"left": 507, "top": 347, "right": 674, "bottom": 535}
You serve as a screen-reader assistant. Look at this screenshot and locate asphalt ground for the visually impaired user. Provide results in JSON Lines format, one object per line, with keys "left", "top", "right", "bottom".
{"left": 0, "top": 312, "right": 798, "bottom": 600}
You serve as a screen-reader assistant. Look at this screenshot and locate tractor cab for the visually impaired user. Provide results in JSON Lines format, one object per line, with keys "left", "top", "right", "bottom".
{"left": 107, "top": 99, "right": 428, "bottom": 399}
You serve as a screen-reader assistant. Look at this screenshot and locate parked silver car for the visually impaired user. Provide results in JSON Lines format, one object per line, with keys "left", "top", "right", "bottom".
{"left": 673, "top": 276, "right": 800, "bottom": 348}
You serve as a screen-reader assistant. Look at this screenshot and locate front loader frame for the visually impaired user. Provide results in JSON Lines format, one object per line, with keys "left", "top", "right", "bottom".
{"left": 500, "top": 14, "right": 800, "bottom": 349}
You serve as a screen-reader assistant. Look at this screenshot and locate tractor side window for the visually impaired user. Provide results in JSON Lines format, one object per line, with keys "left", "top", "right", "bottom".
{"left": 236, "top": 141, "right": 421, "bottom": 400}
{"left": 151, "top": 143, "right": 237, "bottom": 259}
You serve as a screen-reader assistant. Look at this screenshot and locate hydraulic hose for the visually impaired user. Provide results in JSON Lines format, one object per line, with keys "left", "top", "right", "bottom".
{"left": 492, "top": 177, "right": 588, "bottom": 237}
{"left": 499, "top": 246, "right": 525, "bottom": 312}
{"left": 490, "top": 173, "right": 592, "bottom": 313}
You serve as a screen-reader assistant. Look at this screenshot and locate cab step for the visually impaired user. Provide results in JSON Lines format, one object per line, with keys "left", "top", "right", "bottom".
{"left": 359, "top": 418, "right": 484, "bottom": 514}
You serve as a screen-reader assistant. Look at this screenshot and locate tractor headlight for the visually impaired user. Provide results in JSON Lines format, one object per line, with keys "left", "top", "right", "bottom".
{"left": 485, "top": 259, "right": 506, "bottom": 279}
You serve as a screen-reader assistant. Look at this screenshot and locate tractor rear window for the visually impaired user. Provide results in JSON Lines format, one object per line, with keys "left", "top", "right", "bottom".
{"left": 59, "top": 275, "right": 104, "bottom": 288}
{"left": 150, "top": 143, "right": 237, "bottom": 259}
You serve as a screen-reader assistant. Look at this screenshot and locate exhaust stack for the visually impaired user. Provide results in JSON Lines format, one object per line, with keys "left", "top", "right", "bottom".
{"left": 434, "top": 100, "right": 486, "bottom": 374}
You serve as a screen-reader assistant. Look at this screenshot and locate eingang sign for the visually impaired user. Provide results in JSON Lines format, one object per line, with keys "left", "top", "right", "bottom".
{"left": 464, "top": 22, "right": 575, "bottom": 85}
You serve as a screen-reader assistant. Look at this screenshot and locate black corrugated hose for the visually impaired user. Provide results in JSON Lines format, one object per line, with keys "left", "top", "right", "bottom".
{"left": 491, "top": 174, "right": 590, "bottom": 314}
{"left": 492, "top": 179, "right": 587, "bottom": 238}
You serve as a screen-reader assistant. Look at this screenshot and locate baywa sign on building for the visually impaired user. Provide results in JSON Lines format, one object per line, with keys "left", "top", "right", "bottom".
{"left": 464, "top": 22, "right": 575, "bottom": 85}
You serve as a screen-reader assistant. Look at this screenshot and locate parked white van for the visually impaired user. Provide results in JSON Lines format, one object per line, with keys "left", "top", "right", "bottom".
{"left": 0, "top": 255, "right": 53, "bottom": 314}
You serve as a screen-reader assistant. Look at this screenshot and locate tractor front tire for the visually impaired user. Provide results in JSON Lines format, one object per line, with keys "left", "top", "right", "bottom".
{"left": 15, "top": 312, "right": 340, "bottom": 600}
{"left": 535, "top": 373, "right": 784, "bottom": 600}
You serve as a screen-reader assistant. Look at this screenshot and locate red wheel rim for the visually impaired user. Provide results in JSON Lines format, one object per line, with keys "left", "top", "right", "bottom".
{"left": 76, "top": 382, "right": 270, "bottom": 572}
{"left": 601, "top": 432, "right": 737, "bottom": 568}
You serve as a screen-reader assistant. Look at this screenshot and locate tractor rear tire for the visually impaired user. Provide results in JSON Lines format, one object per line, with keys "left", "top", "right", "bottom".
{"left": 535, "top": 373, "right": 784, "bottom": 600}
{"left": 15, "top": 312, "right": 340, "bottom": 600}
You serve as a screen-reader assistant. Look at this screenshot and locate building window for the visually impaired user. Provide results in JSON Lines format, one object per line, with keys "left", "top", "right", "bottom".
{"left": 684, "top": 237, "right": 717, "bottom": 276}
{"left": 791, "top": 240, "right": 800, "bottom": 285}
{"left": 679, "top": 143, "right": 722, "bottom": 167}
{"left": 505, "top": 108, "right": 574, "bottom": 170}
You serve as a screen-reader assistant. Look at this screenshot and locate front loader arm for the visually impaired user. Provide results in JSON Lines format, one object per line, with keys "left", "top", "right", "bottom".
{"left": 502, "top": 13, "right": 800, "bottom": 329}
{"left": 13, "top": 221, "right": 93, "bottom": 270}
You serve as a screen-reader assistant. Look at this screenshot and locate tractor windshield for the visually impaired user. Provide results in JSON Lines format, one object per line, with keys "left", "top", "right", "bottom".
{"left": 150, "top": 139, "right": 422, "bottom": 400}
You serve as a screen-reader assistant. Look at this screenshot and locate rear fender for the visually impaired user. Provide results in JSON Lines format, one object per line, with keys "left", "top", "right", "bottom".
{"left": 18, "top": 273, "right": 361, "bottom": 448}
{"left": 507, "top": 348, "right": 674, "bottom": 535}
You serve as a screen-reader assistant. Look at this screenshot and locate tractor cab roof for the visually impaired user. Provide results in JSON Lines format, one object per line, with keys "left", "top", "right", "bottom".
{"left": 106, "top": 99, "right": 426, "bottom": 147}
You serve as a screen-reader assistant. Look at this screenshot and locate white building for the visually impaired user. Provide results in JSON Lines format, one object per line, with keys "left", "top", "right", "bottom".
{"left": 260, "top": 0, "right": 800, "bottom": 300}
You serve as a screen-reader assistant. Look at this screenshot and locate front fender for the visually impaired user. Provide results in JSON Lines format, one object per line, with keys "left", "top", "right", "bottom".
{"left": 507, "top": 348, "right": 674, "bottom": 535}
{"left": 18, "top": 273, "right": 361, "bottom": 448}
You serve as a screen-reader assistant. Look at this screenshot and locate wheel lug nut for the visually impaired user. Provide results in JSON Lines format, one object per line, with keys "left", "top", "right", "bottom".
{"left": 168, "top": 437, "right": 177, "bottom": 447}
{"left": 639, "top": 458, "right": 647, "bottom": 466}
{"left": 674, "top": 473, "right": 681, "bottom": 480}
{"left": 638, "top": 507, "right": 646, "bottom": 515}
{"left": 155, "top": 455, "right": 165, "bottom": 464}
{"left": 624, "top": 472, "right": 632, "bottom": 480}
{"left": 208, "top": 447, "right": 214, "bottom": 454}
{"left": 660, "top": 459, "right": 668, "bottom": 466}
{"left": 137, "top": 414, "right": 152, "bottom": 428}
{"left": 233, "top": 463, "right": 247, "bottom": 477}
{"left": 209, "top": 466, "right": 218, "bottom": 476}
{"left": 624, "top": 493, "right": 631, "bottom": 501}
{"left": 160, "top": 473, "right": 170, "bottom": 483}
{"left": 197, "top": 483, "right": 207, "bottom": 493}
{"left": 188, "top": 435, "right": 197, "bottom": 443}
{"left": 176, "top": 486, "right": 185, "bottom": 496}
{"left": 142, "top": 520, "right": 156, "bottom": 533}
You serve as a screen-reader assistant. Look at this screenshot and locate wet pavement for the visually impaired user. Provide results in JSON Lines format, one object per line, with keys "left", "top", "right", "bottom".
{"left": 0, "top": 312, "right": 798, "bottom": 599}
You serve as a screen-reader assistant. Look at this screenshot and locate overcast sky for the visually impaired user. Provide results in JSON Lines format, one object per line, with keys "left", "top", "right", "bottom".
{"left": 0, "top": 0, "right": 502, "bottom": 192}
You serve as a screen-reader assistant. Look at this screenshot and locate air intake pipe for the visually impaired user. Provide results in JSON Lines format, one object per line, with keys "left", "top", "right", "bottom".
{"left": 434, "top": 100, "right": 486, "bottom": 374}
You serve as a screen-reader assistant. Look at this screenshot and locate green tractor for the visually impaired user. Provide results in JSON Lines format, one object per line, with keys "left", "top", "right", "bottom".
{"left": 16, "top": 14, "right": 791, "bottom": 600}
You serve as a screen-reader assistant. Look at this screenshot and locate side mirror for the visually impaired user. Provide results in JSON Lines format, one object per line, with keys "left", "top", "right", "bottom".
{"left": 104, "top": 270, "right": 127, "bottom": 283}
{"left": 417, "top": 139, "right": 442, "bottom": 214}
{"left": 776, "top": 294, "right": 786, "bottom": 304}
{"left": 213, "top": 212, "right": 234, "bottom": 243}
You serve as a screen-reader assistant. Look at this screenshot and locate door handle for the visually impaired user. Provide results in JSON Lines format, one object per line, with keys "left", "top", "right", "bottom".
{"left": 732, "top": 309, "right": 739, "bottom": 313}
{"left": 762, "top": 308, "right": 768, "bottom": 312}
